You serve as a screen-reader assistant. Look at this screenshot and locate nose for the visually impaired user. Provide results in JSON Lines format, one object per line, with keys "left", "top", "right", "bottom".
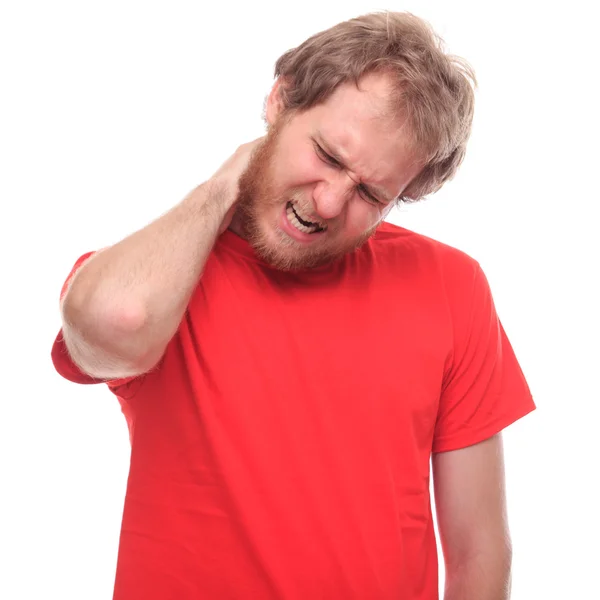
{"left": 312, "top": 173, "right": 354, "bottom": 220}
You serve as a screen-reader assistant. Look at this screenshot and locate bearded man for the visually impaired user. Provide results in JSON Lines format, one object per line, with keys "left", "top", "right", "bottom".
{"left": 52, "top": 11, "right": 535, "bottom": 600}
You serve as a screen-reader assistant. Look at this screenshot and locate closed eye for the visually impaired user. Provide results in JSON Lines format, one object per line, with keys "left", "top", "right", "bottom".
{"left": 314, "top": 142, "right": 340, "bottom": 167}
{"left": 313, "top": 142, "right": 383, "bottom": 205}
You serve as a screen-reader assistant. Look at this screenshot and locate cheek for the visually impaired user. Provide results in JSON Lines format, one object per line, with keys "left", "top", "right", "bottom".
{"left": 274, "top": 147, "right": 322, "bottom": 190}
{"left": 344, "top": 202, "right": 383, "bottom": 236}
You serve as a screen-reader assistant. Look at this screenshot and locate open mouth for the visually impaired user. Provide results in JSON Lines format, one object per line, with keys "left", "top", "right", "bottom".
{"left": 286, "top": 201, "right": 327, "bottom": 234}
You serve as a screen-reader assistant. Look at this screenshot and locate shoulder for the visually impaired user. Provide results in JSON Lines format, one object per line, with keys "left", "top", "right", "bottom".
{"left": 371, "top": 220, "right": 481, "bottom": 284}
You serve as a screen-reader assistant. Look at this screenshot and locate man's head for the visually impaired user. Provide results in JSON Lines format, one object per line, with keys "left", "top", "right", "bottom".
{"left": 230, "top": 11, "right": 476, "bottom": 271}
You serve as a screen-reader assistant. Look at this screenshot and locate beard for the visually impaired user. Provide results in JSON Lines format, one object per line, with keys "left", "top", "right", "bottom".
{"left": 233, "top": 118, "right": 379, "bottom": 271}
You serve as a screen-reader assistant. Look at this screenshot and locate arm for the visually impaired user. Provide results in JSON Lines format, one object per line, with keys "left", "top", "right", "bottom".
{"left": 432, "top": 433, "right": 513, "bottom": 600}
{"left": 61, "top": 139, "right": 263, "bottom": 378}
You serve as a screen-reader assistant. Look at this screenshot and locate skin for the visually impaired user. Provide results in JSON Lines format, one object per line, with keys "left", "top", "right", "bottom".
{"left": 434, "top": 434, "right": 513, "bottom": 599}
{"left": 229, "top": 72, "right": 424, "bottom": 270}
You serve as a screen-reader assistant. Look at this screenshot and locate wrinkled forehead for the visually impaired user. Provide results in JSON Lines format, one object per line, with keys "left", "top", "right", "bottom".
{"left": 311, "top": 84, "right": 423, "bottom": 195}
{"left": 318, "top": 75, "right": 420, "bottom": 151}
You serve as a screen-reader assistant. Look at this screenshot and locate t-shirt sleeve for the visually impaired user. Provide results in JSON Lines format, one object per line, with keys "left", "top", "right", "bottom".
{"left": 432, "top": 260, "right": 536, "bottom": 453}
{"left": 50, "top": 251, "right": 145, "bottom": 400}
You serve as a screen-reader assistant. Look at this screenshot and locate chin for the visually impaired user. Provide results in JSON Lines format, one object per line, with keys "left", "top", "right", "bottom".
{"left": 257, "top": 230, "right": 348, "bottom": 271}
{"left": 259, "top": 246, "right": 337, "bottom": 271}
{"left": 243, "top": 206, "right": 376, "bottom": 271}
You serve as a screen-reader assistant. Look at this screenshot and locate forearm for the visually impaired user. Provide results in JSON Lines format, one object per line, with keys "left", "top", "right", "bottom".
{"left": 443, "top": 549, "right": 512, "bottom": 600}
{"left": 63, "top": 180, "right": 229, "bottom": 364}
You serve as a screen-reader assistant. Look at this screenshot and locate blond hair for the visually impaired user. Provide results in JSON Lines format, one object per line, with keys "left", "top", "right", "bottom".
{"left": 273, "top": 11, "right": 477, "bottom": 202}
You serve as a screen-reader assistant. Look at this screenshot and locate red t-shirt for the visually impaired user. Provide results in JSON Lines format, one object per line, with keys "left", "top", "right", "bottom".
{"left": 52, "top": 222, "right": 535, "bottom": 600}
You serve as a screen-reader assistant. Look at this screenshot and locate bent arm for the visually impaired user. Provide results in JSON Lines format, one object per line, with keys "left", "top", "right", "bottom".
{"left": 61, "top": 180, "right": 230, "bottom": 377}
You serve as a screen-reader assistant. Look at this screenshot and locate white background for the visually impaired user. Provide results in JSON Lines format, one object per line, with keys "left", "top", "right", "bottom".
{"left": 1, "top": 0, "right": 598, "bottom": 598}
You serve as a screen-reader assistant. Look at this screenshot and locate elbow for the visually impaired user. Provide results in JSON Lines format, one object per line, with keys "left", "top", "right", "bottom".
{"left": 61, "top": 291, "right": 153, "bottom": 369}
{"left": 62, "top": 278, "right": 147, "bottom": 334}
{"left": 444, "top": 540, "right": 513, "bottom": 599}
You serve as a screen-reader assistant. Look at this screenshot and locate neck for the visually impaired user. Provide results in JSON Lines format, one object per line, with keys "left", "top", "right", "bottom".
{"left": 227, "top": 207, "right": 247, "bottom": 239}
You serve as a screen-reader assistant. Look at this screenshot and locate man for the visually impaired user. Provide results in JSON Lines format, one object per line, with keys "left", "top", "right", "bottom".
{"left": 52, "top": 12, "right": 535, "bottom": 600}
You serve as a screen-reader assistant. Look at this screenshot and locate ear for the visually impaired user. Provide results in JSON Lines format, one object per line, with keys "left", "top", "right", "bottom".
{"left": 265, "top": 77, "right": 288, "bottom": 125}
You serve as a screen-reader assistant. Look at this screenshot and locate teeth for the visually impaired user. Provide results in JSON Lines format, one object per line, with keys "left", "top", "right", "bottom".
{"left": 292, "top": 202, "right": 323, "bottom": 228}
{"left": 286, "top": 201, "right": 325, "bottom": 234}
{"left": 286, "top": 205, "right": 315, "bottom": 233}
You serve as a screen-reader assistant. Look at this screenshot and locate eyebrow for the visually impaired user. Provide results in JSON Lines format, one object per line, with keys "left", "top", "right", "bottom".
{"left": 314, "top": 133, "right": 395, "bottom": 204}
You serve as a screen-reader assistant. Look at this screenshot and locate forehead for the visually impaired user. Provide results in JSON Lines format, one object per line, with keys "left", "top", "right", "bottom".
{"left": 303, "top": 73, "right": 422, "bottom": 195}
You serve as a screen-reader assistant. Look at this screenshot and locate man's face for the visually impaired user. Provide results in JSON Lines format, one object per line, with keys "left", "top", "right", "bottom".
{"left": 231, "top": 72, "right": 423, "bottom": 270}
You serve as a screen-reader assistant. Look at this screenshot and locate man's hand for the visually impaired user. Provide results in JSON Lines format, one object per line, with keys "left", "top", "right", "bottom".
{"left": 209, "top": 137, "right": 265, "bottom": 234}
